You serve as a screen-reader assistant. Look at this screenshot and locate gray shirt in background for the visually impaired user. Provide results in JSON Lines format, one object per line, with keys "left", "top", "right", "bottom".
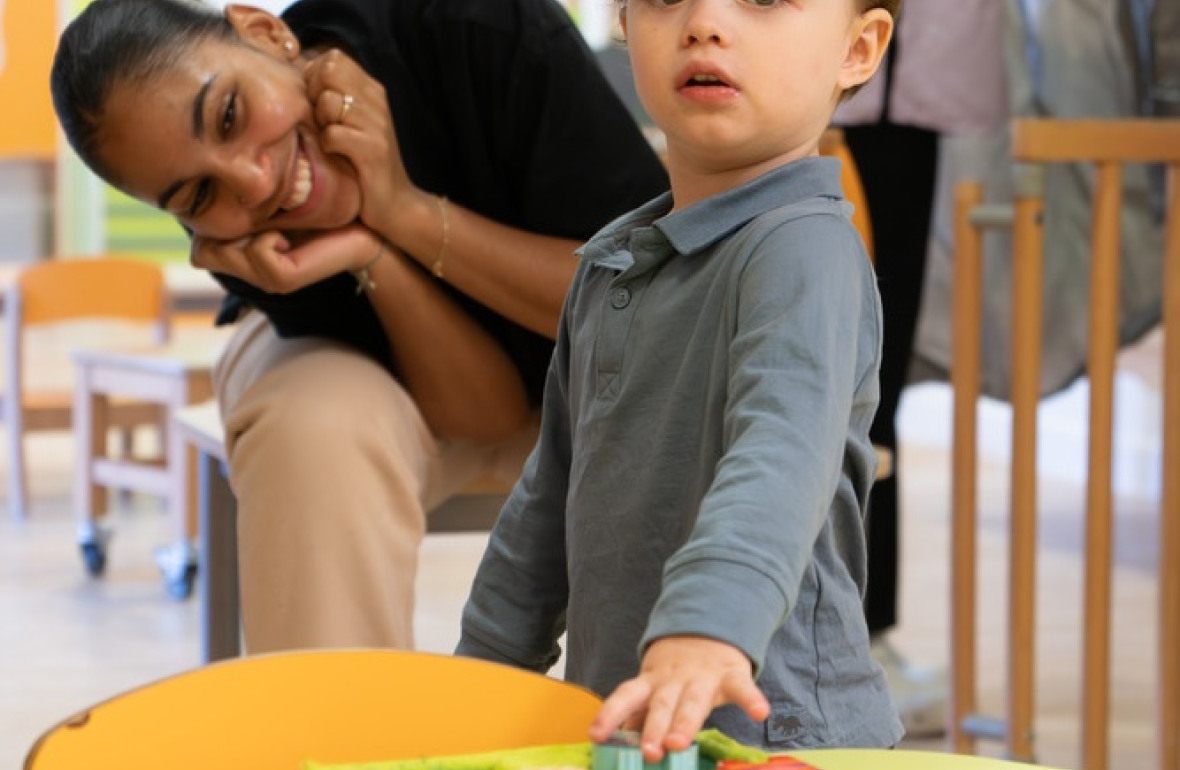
{"left": 458, "top": 157, "right": 902, "bottom": 749}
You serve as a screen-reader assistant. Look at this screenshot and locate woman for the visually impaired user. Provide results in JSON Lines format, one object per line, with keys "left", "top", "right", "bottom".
{"left": 51, "top": 0, "right": 667, "bottom": 652}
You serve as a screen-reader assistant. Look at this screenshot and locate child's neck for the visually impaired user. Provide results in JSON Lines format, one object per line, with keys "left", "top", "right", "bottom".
{"left": 665, "top": 140, "right": 821, "bottom": 211}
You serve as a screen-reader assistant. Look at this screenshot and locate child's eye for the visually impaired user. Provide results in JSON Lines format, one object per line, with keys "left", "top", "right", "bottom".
{"left": 742, "top": 0, "right": 783, "bottom": 6}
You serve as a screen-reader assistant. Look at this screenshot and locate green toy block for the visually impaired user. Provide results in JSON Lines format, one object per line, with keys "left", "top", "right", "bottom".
{"left": 591, "top": 731, "right": 699, "bottom": 770}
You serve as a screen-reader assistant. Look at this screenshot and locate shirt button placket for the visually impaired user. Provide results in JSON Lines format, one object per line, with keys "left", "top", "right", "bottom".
{"left": 595, "top": 279, "right": 637, "bottom": 398}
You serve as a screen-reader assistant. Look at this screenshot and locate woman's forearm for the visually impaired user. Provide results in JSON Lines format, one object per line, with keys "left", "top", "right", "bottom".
{"left": 364, "top": 245, "right": 531, "bottom": 443}
{"left": 378, "top": 191, "right": 580, "bottom": 341}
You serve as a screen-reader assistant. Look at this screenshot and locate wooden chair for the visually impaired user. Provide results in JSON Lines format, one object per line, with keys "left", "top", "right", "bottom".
{"left": 23, "top": 649, "right": 603, "bottom": 770}
{"left": 950, "top": 118, "right": 1180, "bottom": 770}
{"left": 2, "top": 257, "right": 168, "bottom": 520}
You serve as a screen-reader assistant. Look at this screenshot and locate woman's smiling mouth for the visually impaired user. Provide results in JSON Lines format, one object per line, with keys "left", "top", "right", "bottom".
{"left": 282, "top": 150, "right": 312, "bottom": 211}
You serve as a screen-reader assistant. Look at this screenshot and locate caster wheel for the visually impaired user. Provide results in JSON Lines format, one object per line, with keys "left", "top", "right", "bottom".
{"left": 80, "top": 540, "right": 107, "bottom": 577}
{"left": 165, "top": 564, "right": 198, "bottom": 600}
{"left": 155, "top": 541, "right": 199, "bottom": 601}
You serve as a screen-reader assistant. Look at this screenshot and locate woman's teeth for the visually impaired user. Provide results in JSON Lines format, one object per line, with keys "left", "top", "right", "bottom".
{"left": 281, "top": 154, "right": 312, "bottom": 211}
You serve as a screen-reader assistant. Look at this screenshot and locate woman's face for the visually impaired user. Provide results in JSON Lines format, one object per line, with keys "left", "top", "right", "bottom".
{"left": 96, "top": 25, "right": 361, "bottom": 240}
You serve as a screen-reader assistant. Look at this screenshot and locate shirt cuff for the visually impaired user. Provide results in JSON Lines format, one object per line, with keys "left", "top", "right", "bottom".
{"left": 639, "top": 557, "right": 789, "bottom": 677}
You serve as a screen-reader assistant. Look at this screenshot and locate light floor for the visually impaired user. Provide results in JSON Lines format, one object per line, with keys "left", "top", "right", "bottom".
{"left": 0, "top": 340, "right": 1166, "bottom": 770}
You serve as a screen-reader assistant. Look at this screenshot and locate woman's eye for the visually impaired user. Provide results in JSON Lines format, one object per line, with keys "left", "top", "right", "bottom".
{"left": 188, "top": 179, "right": 211, "bottom": 217}
{"left": 220, "top": 93, "right": 237, "bottom": 137}
{"left": 744, "top": 0, "right": 781, "bottom": 6}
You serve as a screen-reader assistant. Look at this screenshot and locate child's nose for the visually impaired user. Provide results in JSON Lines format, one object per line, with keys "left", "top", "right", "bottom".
{"left": 682, "top": 0, "right": 728, "bottom": 46}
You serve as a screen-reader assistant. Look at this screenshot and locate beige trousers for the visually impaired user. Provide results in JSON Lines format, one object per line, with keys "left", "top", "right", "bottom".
{"left": 213, "top": 311, "right": 533, "bottom": 653}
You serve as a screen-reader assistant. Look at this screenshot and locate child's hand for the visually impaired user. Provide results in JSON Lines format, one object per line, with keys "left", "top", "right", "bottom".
{"left": 191, "top": 224, "right": 385, "bottom": 294}
{"left": 589, "top": 636, "right": 770, "bottom": 762}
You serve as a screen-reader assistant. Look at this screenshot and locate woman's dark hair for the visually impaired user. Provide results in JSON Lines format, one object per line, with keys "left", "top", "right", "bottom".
{"left": 50, "top": 0, "right": 234, "bottom": 185}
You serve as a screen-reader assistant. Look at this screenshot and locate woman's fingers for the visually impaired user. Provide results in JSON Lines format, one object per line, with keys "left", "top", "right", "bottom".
{"left": 302, "top": 47, "right": 410, "bottom": 233}
{"left": 313, "top": 88, "right": 359, "bottom": 129}
{"left": 190, "top": 228, "right": 384, "bottom": 295}
{"left": 305, "top": 48, "right": 386, "bottom": 128}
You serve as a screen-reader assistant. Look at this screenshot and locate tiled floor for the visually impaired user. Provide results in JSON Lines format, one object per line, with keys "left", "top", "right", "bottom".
{"left": 0, "top": 331, "right": 1167, "bottom": 769}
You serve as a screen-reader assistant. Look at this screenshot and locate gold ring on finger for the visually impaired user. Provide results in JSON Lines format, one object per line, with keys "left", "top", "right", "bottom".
{"left": 338, "top": 92, "right": 354, "bottom": 123}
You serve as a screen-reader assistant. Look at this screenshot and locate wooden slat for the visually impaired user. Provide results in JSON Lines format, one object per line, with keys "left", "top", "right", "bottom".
{"left": 1161, "top": 162, "right": 1180, "bottom": 770}
{"left": 1011, "top": 119, "right": 1180, "bottom": 164}
{"left": 951, "top": 181, "right": 984, "bottom": 754}
{"left": 1008, "top": 191, "right": 1044, "bottom": 763}
{"left": 1082, "top": 162, "right": 1122, "bottom": 770}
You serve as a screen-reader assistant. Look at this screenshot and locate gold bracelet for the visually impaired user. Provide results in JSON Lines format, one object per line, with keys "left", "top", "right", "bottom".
{"left": 431, "top": 195, "right": 450, "bottom": 279}
{"left": 350, "top": 241, "right": 387, "bottom": 295}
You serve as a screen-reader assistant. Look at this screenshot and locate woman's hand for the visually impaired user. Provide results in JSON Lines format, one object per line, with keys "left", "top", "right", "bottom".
{"left": 191, "top": 223, "right": 385, "bottom": 295}
{"left": 588, "top": 636, "right": 770, "bottom": 762}
{"left": 303, "top": 48, "right": 427, "bottom": 238}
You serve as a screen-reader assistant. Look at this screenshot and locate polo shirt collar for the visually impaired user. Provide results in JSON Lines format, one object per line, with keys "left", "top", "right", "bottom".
{"left": 655, "top": 156, "right": 843, "bottom": 256}
{"left": 579, "top": 156, "right": 843, "bottom": 271}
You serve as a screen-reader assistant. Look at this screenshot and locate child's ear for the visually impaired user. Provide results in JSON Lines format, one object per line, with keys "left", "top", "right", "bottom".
{"left": 838, "top": 8, "right": 893, "bottom": 92}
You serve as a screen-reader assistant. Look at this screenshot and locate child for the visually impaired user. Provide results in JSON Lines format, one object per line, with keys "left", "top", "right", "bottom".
{"left": 457, "top": 0, "right": 901, "bottom": 756}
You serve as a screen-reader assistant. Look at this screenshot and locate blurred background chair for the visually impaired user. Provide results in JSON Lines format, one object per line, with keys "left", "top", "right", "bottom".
{"left": 950, "top": 118, "right": 1180, "bottom": 770}
{"left": 820, "top": 127, "right": 874, "bottom": 262}
{"left": 24, "top": 649, "right": 603, "bottom": 770}
{"left": 2, "top": 256, "right": 167, "bottom": 521}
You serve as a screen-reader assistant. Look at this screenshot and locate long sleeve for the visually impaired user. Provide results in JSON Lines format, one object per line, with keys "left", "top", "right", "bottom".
{"left": 640, "top": 214, "right": 881, "bottom": 674}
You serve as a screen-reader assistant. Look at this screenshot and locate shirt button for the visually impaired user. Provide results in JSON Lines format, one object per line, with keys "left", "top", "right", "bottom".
{"left": 610, "top": 286, "right": 632, "bottom": 309}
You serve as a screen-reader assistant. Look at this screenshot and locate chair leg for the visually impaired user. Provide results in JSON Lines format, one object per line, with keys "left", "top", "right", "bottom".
{"left": 7, "top": 424, "right": 27, "bottom": 520}
{"left": 115, "top": 427, "right": 134, "bottom": 508}
{"left": 73, "top": 374, "right": 111, "bottom": 576}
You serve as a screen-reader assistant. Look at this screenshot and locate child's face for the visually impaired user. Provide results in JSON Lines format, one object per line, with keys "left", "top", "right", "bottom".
{"left": 622, "top": 0, "right": 884, "bottom": 172}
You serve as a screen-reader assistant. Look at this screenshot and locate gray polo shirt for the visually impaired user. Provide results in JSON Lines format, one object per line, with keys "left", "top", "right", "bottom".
{"left": 458, "top": 157, "right": 902, "bottom": 749}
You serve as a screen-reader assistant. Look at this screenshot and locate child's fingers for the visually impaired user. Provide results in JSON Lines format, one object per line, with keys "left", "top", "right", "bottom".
{"left": 589, "top": 678, "right": 652, "bottom": 743}
{"left": 724, "top": 672, "right": 771, "bottom": 723}
{"left": 663, "top": 679, "right": 715, "bottom": 751}
{"left": 637, "top": 682, "right": 684, "bottom": 762}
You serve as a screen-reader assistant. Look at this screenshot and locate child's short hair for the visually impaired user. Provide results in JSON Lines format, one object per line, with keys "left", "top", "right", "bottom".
{"left": 860, "top": 0, "right": 901, "bottom": 17}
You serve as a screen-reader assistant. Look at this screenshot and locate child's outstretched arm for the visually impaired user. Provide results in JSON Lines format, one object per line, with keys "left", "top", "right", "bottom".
{"left": 589, "top": 636, "right": 770, "bottom": 761}
{"left": 603, "top": 210, "right": 880, "bottom": 758}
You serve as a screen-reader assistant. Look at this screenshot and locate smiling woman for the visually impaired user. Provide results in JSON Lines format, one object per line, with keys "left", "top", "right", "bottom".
{"left": 50, "top": 0, "right": 668, "bottom": 653}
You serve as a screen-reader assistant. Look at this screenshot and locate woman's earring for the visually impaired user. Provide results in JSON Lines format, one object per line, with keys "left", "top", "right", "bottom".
{"left": 284, "top": 40, "right": 296, "bottom": 55}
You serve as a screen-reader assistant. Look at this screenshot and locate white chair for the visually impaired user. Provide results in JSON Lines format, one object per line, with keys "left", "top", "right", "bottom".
{"left": 2, "top": 257, "right": 168, "bottom": 520}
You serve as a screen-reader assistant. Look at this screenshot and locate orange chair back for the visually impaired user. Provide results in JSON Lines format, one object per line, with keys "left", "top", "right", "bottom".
{"left": 820, "top": 127, "right": 874, "bottom": 261}
{"left": 16, "top": 257, "right": 166, "bottom": 325}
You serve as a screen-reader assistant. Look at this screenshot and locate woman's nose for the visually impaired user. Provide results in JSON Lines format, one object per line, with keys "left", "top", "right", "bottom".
{"left": 222, "top": 147, "right": 275, "bottom": 211}
{"left": 682, "top": 0, "right": 729, "bottom": 46}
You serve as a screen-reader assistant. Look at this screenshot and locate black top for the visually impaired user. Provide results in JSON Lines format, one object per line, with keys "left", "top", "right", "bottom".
{"left": 213, "top": 0, "right": 668, "bottom": 403}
